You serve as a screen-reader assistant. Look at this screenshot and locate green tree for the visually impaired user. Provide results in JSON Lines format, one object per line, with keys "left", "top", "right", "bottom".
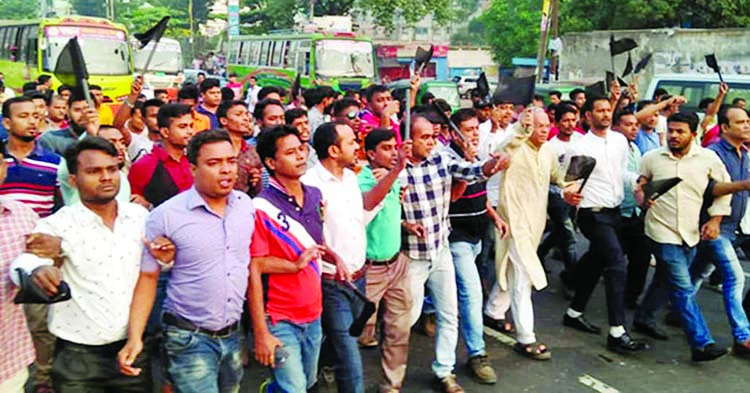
{"left": 358, "top": 0, "right": 452, "bottom": 30}
{"left": 71, "top": 0, "right": 107, "bottom": 18}
{"left": 479, "top": 0, "right": 540, "bottom": 66}
{"left": 450, "top": 18, "right": 486, "bottom": 47}
{"left": 0, "top": 0, "right": 39, "bottom": 20}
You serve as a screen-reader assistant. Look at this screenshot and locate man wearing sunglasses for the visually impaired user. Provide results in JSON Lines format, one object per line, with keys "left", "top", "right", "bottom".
{"left": 333, "top": 98, "right": 362, "bottom": 136}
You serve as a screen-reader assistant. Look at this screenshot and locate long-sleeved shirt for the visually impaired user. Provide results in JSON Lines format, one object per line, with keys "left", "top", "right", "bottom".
{"left": 641, "top": 146, "right": 731, "bottom": 247}
{"left": 621, "top": 140, "right": 642, "bottom": 218}
{"left": 400, "top": 149, "right": 487, "bottom": 261}
{"left": 567, "top": 130, "right": 637, "bottom": 209}
{"left": 10, "top": 202, "right": 148, "bottom": 345}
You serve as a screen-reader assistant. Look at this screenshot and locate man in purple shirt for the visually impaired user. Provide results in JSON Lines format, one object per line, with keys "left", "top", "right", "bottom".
{"left": 118, "top": 130, "right": 255, "bottom": 393}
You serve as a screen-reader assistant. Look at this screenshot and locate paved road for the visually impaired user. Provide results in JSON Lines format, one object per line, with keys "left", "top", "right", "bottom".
{"left": 241, "top": 235, "right": 750, "bottom": 393}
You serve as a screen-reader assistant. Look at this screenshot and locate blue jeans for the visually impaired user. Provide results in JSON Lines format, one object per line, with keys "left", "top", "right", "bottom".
{"left": 321, "top": 277, "right": 365, "bottom": 393}
{"left": 268, "top": 319, "right": 323, "bottom": 392}
{"left": 649, "top": 242, "right": 714, "bottom": 349}
{"left": 450, "top": 240, "right": 485, "bottom": 357}
{"left": 691, "top": 236, "right": 750, "bottom": 343}
{"left": 163, "top": 326, "right": 243, "bottom": 393}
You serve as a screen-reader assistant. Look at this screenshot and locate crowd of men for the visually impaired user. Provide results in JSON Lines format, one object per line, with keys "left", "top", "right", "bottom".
{"left": 3, "top": 66, "right": 750, "bottom": 393}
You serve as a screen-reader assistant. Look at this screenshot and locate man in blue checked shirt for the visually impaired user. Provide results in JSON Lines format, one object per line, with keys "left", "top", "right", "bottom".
{"left": 399, "top": 115, "right": 509, "bottom": 393}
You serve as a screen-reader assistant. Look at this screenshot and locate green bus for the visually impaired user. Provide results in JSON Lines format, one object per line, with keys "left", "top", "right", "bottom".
{"left": 0, "top": 16, "right": 133, "bottom": 102}
{"left": 227, "top": 31, "right": 377, "bottom": 94}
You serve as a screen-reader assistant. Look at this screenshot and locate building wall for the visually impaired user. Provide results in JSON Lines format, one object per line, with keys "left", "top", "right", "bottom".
{"left": 560, "top": 28, "right": 750, "bottom": 86}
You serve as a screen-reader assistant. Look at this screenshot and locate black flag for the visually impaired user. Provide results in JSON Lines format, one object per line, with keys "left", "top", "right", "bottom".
{"left": 134, "top": 16, "right": 170, "bottom": 49}
{"left": 609, "top": 36, "right": 638, "bottom": 57}
{"left": 622, "top": 53, "right": 634, "bottom": 78}
{"left": 643, "top": 177, "right": 682, "bottom": 202}
{"left": 633, "top": 53, "right": 652, "bottom": 74}
{"left": 476, "top": 72, "right": 490, "bottom": 100}
{"left": 585, "top": 81, "right": 607, "bottom": 98}
{"left": 290, "top": 73, "right": 302, "bottom": 101}
{"left": 705, "top": 54, "right": 724, "bottom": 83}
{"left": 414, "top": 45, "right": 434, "bottom": 75}
{"left": 492, "top": 75, "right": 536, "bottom": 106}
{"left": 54, "top": 37, "right": 88, "bottom": 89}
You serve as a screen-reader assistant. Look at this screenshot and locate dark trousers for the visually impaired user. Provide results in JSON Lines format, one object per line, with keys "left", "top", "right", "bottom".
{"left": 538, "top": 190, "right": 578, "bottom": 269}
{"left": 621, "top": 213, "right": 653, "bottom": 306}
{"left": 569, "top": 208, "right": 628, "bottom": 327}
{"left": 51, "top": 338, "right": 152, "bottom": 393}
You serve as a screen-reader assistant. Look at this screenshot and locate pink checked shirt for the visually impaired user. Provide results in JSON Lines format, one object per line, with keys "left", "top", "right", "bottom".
{"left": 0, "top": 198, "right": 37, "bottom": 383}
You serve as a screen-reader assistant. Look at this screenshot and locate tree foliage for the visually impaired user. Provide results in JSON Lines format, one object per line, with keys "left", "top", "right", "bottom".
{"left": 0, "top": 0, "right": 40, "bottom": 21}
{"left": 358, "top": 0, "right": 452, "bottom": 30}
{"left": 479, "top": 0, "right": 540, "bottom": 67}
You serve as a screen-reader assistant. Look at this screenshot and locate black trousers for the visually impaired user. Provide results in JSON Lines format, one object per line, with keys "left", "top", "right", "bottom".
{"left": 569, "top": 208, "right": 628, "bottom": 327}
{"left": 51, "top": 338, "right": 152, "bottom": 393}
{"left": 620, "top": 213, "right": 653, "bottom": 306}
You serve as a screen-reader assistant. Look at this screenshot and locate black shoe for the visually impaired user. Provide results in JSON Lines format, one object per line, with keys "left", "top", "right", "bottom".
{"left": 691, "top": 343, "right": 728, "bottom": 362}
{"left": 633, "top": 322, "right": 669, "bottom": 341}
{"left": 607, "top": 333, "right": 648, "bottom": 354}
{"left": 563, "top": 314, "right": 601, "bottom": 334}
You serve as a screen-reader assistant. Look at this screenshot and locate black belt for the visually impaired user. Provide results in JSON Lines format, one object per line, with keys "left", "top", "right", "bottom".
{"left": 56, "top": 338, "right": 126, "bottom": 356}
{"left": 366, "top": 253, "right": 400, "bottom": 266}
{"left": 579, "top": 206, "right": 620, "bottom": 214}
{"left": 162, "top": 313, "right": 239, "bottom": 338}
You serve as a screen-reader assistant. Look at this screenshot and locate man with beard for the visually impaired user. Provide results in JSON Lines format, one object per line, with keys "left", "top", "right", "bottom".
{"left": 254, "top": 99, "right": 286, "bottom": 132}
{"left": 0, "top": 96, "right": 62, "bottom": 393}
{"left": 561, "top": 97, "right": 648, "bottom": 355}
{"left": 119, "top": 130, "right": 254, "bottom": 393}
{"left": 128, "top": 104, "right": 195, "bottom": 208}
{"left": 11, "top": 137, "right": 152, "bottom": 392}
{"left": 39, "top": 93, "right": 99, "bottom": 156}
{"left": 127, "top": 99, "right": 164, "bottom": 163}
{"left": 285, "top": 108, "right": 317, "bottom": 166}
{"left": 218, "top": 100, "right": 263, "bottom": 196}
{"left": 47, "top": 95, "right": 68, "bottom": 131}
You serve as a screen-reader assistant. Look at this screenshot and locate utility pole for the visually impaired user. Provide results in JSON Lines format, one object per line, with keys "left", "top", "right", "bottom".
{"left": 189, "top": 0, "right": 195, "bottom": 60}
{"left": 309, "top": 0, "right": 315, "bottom": 21}
{"left": 535, "top": 0, "right": 552, "bottom": 84}
{"left": 549, "top": 0, "right": 560, "bottom": 81}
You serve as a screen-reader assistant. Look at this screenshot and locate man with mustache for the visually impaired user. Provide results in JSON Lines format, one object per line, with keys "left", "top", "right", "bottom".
{"left": 39, "top": 93, "right": 99, "bottom": 156}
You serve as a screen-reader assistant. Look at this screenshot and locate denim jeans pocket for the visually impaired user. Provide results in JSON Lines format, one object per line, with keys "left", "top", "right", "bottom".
{"left": 163, "top": 327, "right": 198, "bottom": 355}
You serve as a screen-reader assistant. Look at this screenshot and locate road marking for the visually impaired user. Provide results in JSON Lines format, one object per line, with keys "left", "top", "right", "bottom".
{"left": 578, "top": 374, "right": 620, "bottom": 393}
{"left": 483, "top": 326, "right": 517, "bottom": 347}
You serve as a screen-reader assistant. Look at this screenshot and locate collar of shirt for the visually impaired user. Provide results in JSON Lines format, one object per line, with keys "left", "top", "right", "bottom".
{"left": 4, "top": 141, "right": 49, "bottom": 162}
{"left": 152, "top": 144, "right": 188, "bottom": 164}
{"left": 185, "top": 186, "right": 237, "bottom": 213}
{"left": 717, "top": 137, "right": 747, "bottom": 156}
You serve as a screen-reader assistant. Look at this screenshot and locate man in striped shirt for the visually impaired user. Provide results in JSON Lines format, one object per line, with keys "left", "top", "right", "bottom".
{"left": 0, "top": 96, "right": 61, "bottom": 393}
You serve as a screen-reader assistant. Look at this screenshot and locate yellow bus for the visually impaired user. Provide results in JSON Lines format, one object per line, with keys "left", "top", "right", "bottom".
{"left": 0, "top": 16, "right": 133, "bottom": 103}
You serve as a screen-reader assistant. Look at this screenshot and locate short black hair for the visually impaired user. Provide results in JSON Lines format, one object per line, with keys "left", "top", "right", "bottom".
{"left": 258, "top": 86, "right": 285, "bottom": 101}
{"left": 131, "top": 100, "right": 144, "bottom": 116}
{"left": 554, "top": 104, "right": 578, "bottom": 123}
{"left": 450, "top": 108, "right": 478, "bottom": 127}
{"left": 667, "top": 111, "right": 700, "bottom": 134}
{"left": 27, "top": 92, "right": 50, "bottom": 106}
{"left": 614, "top": 108, "right": 636, "bottom": 125}
{"left": 303, "top": 87, "right": 328, "bottom": 108}
{"left": 254, "top": 98, "right": 284, "bottom": 122}
{"left": 434, "top": 98, "right": 452, "bottom": 113}
{"left": 154, "top": 89, "right": 168, "bottom": 97}
{"left": 718, "top": 104, "right": 747, "bottom": 129}
{"left": 364, "top": 128, "right": 396, "bottom": 152}
{"left": 366, "top": 85, "right": 390, "bottom": 101}
{"left": 57, "top": 85, "right": 72, "bottom": 96}
{"left": 549, "top": 90, "right": 562, "bottom": 99}
{"left": 37, "top": 75, "right": 51, "bottom": 84}
{"left": 570, "top": 88, "right": 585, "bottom": 100}
{"left": 256, "top": 125, "right": 301, "bottom": 175}
{"left": 22, "top": 81, "right": 38, "bottom": 93}
{"left": 582, "top": 95, "right": 610, "bottom": 115}
{"left": 186, "top": 129, "right": 232, "bottom": 165}
{"left": 178, "top": 85, "right": 200, "bottom": 101}
{"left": 732, "top": 97, "right": 746, "bottom": 106}
{"left": 197, "top": 72, "right": 206, "bottom": 78}
{"left": 420, "top": 92, "right": 436, "bottom": 106}
{"left": 68, "top": 91, "right": 94, "bottom": 108}
{"left": 698, "top": 97, "right": 715, "bottom": 111}
{"left": 217, "top": 100, "right": 247, "bottom": 121}
{"left": 635, "top": 99, "right": 653, "bottom": 112}
{"left": 2, "top": 96, "right": 34, "bottom": 118}
{"left": 64, "top": 137, "right": 118, "bottom": 174}
{"left": 221, "top": 86, "right": 235, "bottom": 101}
{"left": 332, "top": 98, "right": 360, "bottom": 117}
{"left": 89, "top": 84, "right": 102, "bottom": 91}
{"left": 200, "top": 78, "right": 221, "bottom": 94}
{"left": 141, "top": 98, "right": 165, "bottom": 118}
{"left": 533, "top": 94, "right": 544, "bottom": 102}
{"left": 313, "top": 121, "right": 348, "bottom": 160}
{"left": 157, "top": 103, "right": 193, "bottom": 129}
{"left": 653, "top": 88, "right": 669, "bottom": 99}
{"left": 284, "top": 108, "right": 307, "bottom": 124}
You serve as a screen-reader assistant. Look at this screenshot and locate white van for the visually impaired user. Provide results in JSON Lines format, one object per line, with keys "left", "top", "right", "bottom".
{"left": 644, "top": 73, "right": 750, "bottom": 113}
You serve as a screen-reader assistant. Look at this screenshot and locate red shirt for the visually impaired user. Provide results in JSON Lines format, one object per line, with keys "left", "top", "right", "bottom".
{"left": 702, "top": 125, "right": 720, "bottom": 147}
{"left": 547, "top": 125, "right": 585, "bottom": 140}
{"left": 128, "top": 145, "right": 193, "bottom": 206}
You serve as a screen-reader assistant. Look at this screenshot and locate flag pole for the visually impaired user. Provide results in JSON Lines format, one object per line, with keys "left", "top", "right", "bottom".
{"left": 142, "top": 40, "right": 160, "bottom": 76}
{"left": 81, "top": 79, "right": 94, "bottom": 109}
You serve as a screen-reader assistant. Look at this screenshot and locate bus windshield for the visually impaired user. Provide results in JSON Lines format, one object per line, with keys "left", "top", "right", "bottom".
{"left": 135, "top": 40, "right": 182, "bottom": 74}
{"left": 43, "top": 26, "right": 131, "bottom": 75}
{"left": 315, "top": 40, "right": 374, "bottom": 79}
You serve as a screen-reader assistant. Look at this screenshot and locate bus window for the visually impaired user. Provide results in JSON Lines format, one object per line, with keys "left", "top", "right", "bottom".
{"left": 287, "top": 40, "right": 299, "bottom": 70}
{"left": 25, "top": 25, "right": 38, "bottom": 66}
{"left": 259, "top": 40, "right": 269, "bottom": 66}
{"left": 238, "top": 41, "right": 245, "bottom": 65}
{"left": 297, "top": 40, "right": 310, "bottom": 75}
{"left": 271, "top": 40, "right": 283, "bottom": 67}
{"left": 7, "top": 27, "right": 19, "bottom": 61}
{"left": 248, "top": 41, "right": 259, "bottom": 66}
{"left": 282, "top": 40, "right": 290, "bottom": 68}
{"left": 241, "top": 40, "right": 250, "bottom": 64}
{"left": 0, "top": 28, "right": 7, "bottom": 58}
{"left": 228, "top": 41, "right": 239, "bottom": 64}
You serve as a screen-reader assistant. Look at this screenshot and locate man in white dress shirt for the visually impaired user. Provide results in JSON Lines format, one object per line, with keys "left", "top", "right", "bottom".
{"left": 560, "top": 96, "right": 648, "bottom": 354}
{"left": 10, "top": 137, "right": 166, "bottom": 392}
{"left": 302, "top": 121, "right": 401, "bottom": 393}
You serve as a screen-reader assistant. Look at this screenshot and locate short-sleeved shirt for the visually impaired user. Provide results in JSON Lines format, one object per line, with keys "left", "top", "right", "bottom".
{"left": 141, "top": 187, "right": 255, "bottom": 331}
{"left": 128, "top": 144, "right": 193, "bottom": 207}
{"left": 0, "top": 143, "right": 61, "bottom": 217}
{"left": 192, "top": 111, "right": 212, "bottom": 133}
{"left": 358, "top": 165, "right": 401, "bottom": 260}
{"left": 634, "top": 128, "right": 660, "bottom": 155}
{"left": 251, "top": 178, "right": 325, "bottom": 325}
{"left": 705, "top": 138, "right": 749, "bottom": 234}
